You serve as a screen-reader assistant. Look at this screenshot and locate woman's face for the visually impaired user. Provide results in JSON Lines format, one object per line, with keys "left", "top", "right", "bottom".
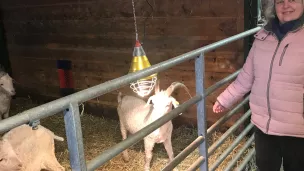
{"left": 275, "top": 0, "right": 304, "bottom": 24}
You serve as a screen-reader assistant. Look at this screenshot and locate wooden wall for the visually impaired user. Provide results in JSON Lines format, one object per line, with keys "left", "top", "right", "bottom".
{"left": 0, "top": 0, "right": 245, "bottom": 128}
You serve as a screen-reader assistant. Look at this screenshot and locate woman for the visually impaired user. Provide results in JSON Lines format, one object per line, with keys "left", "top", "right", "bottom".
{"left": 213, "top": 0, "right": 304, "bottom": 170}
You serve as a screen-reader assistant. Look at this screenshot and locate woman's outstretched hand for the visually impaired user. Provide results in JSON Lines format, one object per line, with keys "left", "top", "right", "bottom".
{"left": 213, "top": 100, "right": 226, "bottom": 113}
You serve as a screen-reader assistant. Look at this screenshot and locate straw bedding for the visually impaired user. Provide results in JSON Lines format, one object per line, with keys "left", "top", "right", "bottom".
{"left": 9, "top": 97, "right": 257, "bottom": 171}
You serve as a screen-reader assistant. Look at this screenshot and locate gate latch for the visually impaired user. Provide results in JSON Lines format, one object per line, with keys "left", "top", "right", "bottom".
{"left": 29, "top": 120, "right": 40, "bottom": 130}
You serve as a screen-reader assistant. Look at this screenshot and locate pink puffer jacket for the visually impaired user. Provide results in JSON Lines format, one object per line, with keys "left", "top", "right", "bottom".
{"left": 217, "top": 21, "right": 304, "bottom": 138}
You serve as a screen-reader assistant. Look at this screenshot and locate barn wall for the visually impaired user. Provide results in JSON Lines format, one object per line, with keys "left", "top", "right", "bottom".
{"left": 0, "top": 0, "right": 245, "bottom": 128}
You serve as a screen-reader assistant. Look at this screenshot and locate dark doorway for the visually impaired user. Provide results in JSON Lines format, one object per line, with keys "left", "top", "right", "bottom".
{"left": 0, "top": 10, "right": 12, "bottom": 76}
{"left": 243, "top": 0, "right": 258, "bottom": 134}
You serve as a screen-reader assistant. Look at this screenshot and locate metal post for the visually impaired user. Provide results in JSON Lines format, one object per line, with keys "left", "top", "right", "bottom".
{"left": 0, "top": 18, "right": 12, "bottom": 76}
{"left": 64, "top": 102, "right": 87, "bottom": 171}
{"left": 195, "top": 53, "right": 208, "bottom": 171}
{"left": 243, "top": 0, "right": 258, "bottom": 136}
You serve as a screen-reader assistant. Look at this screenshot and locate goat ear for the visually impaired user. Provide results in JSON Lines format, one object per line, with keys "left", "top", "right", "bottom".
{"left": 145, "top": 96, "right": 153, "bottom": 107}
{"left": 170, "top": 97, "right": 183, "bottom": 115}
{"left": 170, "top": 97, "right": 179, "bottom": 108}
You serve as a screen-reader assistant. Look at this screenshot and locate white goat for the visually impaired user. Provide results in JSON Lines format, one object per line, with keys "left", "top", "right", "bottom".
{"left": 0, "top": 68, "right": 15, "bottom": 120}
{"left": 0, "top": 124, "right": 65, "bottom": 171}
{"left": 117, "top": 81, "right": 191, "bottom": 171}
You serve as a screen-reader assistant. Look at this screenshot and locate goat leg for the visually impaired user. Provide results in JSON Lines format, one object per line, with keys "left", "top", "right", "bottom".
{"left": 43, "top": 155, "right": 65, "bottom": 171}
{"left": 163, "top": 128, "right": 178, "bottom": 171}
{"left": 144, "top": 138, "right": 155, "bottom": 171}
{"left": 3, "top": 101, "right": 11, "bottom": 119}
{"left": 3, "top": 111, "right": 9, "bottom": 119}
{"left": 119, "top": 121, "right": 129, "bottom": 162}
{"left": 24, "top": 160, "right": 43, "bottom": 171}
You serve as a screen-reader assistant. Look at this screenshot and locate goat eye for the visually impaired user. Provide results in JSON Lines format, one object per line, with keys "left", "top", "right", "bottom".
{"left": 0, "top": 84, "right": 3, "bottom": 86}
{"left": 0, "top": 158, "right": 3, "bottom": 162}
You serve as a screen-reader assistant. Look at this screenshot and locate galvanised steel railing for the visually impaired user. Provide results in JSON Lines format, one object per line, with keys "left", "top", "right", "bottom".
{"left": 0, "top": 26, "right": 263, "bottom": 171}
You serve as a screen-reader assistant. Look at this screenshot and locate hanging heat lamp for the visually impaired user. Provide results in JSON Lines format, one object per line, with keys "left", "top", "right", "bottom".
{"left": 129, "top": 0, "right": 157, "bottom": 97}
{"left": 129, "top": 40, "right": 157, "bottom": 97}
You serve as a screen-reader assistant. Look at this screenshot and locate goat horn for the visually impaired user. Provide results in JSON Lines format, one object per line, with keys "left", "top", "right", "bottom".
{"left": 165, "top": 82, "right": 192, "bottom": 98}
{"left": 154, "top": 78, "right": 160, "bottom": 94}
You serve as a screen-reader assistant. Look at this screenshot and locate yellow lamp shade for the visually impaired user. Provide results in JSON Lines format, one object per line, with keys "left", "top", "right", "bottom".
{"left": 128, "top": 40, "right": 157, "bottom": 81}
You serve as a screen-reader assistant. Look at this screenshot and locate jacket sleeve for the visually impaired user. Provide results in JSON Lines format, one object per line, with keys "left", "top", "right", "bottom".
{"left": 216, "top": 41, "right": 256, "bottom": 109}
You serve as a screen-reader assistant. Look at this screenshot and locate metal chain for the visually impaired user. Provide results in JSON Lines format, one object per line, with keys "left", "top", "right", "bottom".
{"left": 131, "top": 0, "right": 139, "bottom": 41}
{"left": 248, "top": 0, "right": 265, "bottom": 28}
{"left": 257, "top": 0, "right": 266, "bottom": 27}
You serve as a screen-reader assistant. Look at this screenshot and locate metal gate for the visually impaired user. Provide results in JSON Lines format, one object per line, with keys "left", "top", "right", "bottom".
{"left": 0, "top": 2, "right": 264, "bottom": 171}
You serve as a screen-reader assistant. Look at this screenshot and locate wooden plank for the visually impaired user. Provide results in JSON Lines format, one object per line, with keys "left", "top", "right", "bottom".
{"left": 10, "top": 55, "right": 234, "bottom": 93}
{"left": 14, "top": 82, "right": 61, "bottom": 98}
{"left": 237, "top": 0, "right": 245, "bottom": 18}
{"left": 2, "top": 3, "right": 85, "bottom": 20}
{"left": 0, "top": 0, "right": 94, "bottom": 9}
{"left": 5, "top": 33, "right": 239, "bottom": 52}
{"left": 11, "top": 66, "right": 232, "bottom": 96}
{"left": 7, "top": 45, "right": 167, "bottom": 63}
{"left": 13, "top": 78, "right": 230, "bottom": 109}
{"left": 7, "top": 45, "right": 242, "bottom": 61}
{"left": 236, "top": 17, "right": 245, "bottom": 51}
{"left": 170, "top": 56, "right": 243, "bottom": 73}
{"left": 12, "top": 79, "right": 232, "bottom": 116}
{"left": 209, "top": 0, "right": 243, "bottom": 18}
{"left": 9, "top": 54, "right": 239, "bottom": 105}
{"left": 1, "top": 0, "right": 241, "bottom": 20}
{"left": 9, "top": 54, "right": 241, "bottom": 76}
{"left": 7, "top": 46, "right": 244, "bottom": 80}
{"left": 9, "top": 55, "right": 241, "bottom": 86}
{"left": 3, "top": 17, "right": 238, "bottom": 37}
